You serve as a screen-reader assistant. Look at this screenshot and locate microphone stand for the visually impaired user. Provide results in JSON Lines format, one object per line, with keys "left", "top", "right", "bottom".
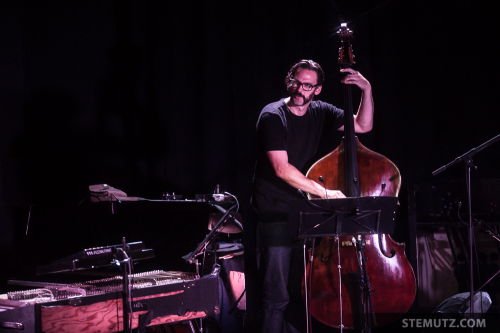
{"left": 432, "top": 133, "right": 500, "bottom": 324}
{"left": 183, "top": 204, "right": 238, "bottom": 266}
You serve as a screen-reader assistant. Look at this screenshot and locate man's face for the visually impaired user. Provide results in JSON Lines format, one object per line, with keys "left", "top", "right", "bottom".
{"left": 288, "top": 68, "right": 321, "bottom": 106}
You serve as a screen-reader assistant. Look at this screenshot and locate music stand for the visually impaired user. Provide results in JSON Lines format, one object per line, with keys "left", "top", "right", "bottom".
{"left": 289, "top": 197, "right": 398, "bottom": 333}
{"left": 289, "top": 197, "right": 398, "bottom": 238}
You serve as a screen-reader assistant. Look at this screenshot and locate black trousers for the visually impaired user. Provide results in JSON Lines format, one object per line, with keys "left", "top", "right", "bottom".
{"left": 256, "top": 221, "right": 306, "bottom": 333}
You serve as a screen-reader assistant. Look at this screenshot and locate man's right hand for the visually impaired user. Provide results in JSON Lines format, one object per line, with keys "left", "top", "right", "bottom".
{"left": 323, "top": 189, "right": 346, "bottom": 199}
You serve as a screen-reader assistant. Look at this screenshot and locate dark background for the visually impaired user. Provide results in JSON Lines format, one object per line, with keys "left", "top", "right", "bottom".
{"left": 1, "top": 0, "right": 499, "bottom": 322}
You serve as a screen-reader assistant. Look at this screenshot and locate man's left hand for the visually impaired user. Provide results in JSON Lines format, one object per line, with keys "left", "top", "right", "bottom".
{"left": 340, "top": 68, "right": 371, "bottom": 91}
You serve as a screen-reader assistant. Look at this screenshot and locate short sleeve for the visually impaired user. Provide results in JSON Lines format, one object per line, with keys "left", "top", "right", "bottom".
{"left": 257, "top": 112, "right": 287, "bottom": 152}
{"left": 322, "top": 103, "right": 344, "bottom": 132}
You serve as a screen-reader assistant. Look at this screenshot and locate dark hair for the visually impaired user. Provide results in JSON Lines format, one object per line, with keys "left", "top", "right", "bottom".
{"left": 285, "top": 59, "right": 325, "bottom": 88}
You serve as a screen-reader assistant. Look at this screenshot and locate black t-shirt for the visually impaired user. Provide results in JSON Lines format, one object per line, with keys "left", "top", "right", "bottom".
{"left": 252, "top": 98, "right": 344, "bottom": 222}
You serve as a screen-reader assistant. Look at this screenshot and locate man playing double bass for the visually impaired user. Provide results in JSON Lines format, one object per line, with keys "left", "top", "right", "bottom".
{"left": 251, "top": 59, "right": 373, "bottom": 333}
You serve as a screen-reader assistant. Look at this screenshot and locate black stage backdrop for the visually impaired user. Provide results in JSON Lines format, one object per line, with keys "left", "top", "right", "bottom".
{"left": 1, "top": 0, "right": 499, "bottom": 320}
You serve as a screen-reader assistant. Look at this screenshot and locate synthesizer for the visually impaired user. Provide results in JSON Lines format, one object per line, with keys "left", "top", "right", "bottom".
{"left": 36, "top": 241, "right": 155, "bottom": 275}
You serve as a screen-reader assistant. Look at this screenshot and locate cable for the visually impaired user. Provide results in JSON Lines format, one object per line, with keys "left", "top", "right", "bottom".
{"left": 224, "top": 191, "right": 239, "bottom": 213}
{"left": 26, "top": 204, "right": 33, "bottom": 235}
{"left": 457, "top": 202, "right": 470, "bottom": 227}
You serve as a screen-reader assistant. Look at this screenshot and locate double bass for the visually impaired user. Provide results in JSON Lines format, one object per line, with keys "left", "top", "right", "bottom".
{"left": 303, "top": 24, "right": 416, "bottom": 330}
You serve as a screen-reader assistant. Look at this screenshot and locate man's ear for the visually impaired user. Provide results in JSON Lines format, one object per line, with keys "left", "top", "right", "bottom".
{"left": 314, "top": 86, "right": 322, "bottom": 95}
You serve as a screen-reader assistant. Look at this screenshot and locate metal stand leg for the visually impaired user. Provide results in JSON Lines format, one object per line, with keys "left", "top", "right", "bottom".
{"left": 353, "top": 235, "right": 376, "bottom": 333}
{"left": 336, "top": 236, "right": 343, "bottom": 333}
{"left": 304, "top": 236, "right": 344, "bottom": 333}
{"left": 187, "top": 320, "right": 196, "bottom": 333}
{"left": 303, "top": 239, "right": 310, "bottom": 333}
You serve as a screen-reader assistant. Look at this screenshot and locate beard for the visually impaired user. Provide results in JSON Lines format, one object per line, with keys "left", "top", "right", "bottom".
{"left": 292, "top": 91, "right": 315, "bottom": 106}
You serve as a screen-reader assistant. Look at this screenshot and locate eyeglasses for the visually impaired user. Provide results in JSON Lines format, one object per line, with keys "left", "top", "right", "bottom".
{"left": 289, "top": 79, "right": 318, "bottom": 91}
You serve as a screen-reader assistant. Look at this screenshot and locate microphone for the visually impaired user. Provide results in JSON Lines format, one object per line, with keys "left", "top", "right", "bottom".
{"left": 297, "top": 189, "right": 308, "bottom": 199}
{"left": 318, "top": 176, "right": 328, "bottom": 199}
